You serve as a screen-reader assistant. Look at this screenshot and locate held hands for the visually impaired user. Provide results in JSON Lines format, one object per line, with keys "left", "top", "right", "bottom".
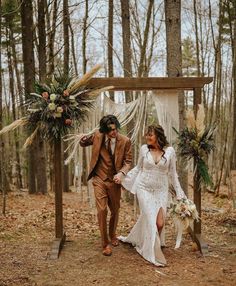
{"left": 80, "top": 135, "right": 87, "bottom": 143}
{"left": 80, "top": 134, "right": 92, "bottom": 142}
{"left": 113, "top": 172, "right": 125, "bottom": 184}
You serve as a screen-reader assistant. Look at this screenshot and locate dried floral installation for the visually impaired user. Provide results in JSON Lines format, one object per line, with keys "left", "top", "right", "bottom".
{"left": 173, "top": 104, "right": 216, "bottom": 187}
{"left": 0, "top": 64, "right": 113, "bottom": 145}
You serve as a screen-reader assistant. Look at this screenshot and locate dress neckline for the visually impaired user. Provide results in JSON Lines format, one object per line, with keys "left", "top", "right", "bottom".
{"left": 145, "top": 145, "right": 170, "bottom": 165}
{"left": 148, "top": 150, "right": 163, "bottom": 165}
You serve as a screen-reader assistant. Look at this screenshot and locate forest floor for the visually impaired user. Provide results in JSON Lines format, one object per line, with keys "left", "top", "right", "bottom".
{"left": 0, "top": 177, "right": 236, "bottom": 286}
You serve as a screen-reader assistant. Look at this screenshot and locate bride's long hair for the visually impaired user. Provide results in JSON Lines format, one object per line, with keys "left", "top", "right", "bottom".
{"left": 146, "top": 125, "right": 169, "bottom": 162}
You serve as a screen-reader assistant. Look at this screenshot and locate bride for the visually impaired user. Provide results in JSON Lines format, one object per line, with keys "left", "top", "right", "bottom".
{"left": 119, "top": 125, "right": 186, "bottom": 266}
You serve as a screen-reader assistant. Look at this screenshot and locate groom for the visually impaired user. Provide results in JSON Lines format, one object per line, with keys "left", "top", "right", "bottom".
{"left": 80, "top": 115, "right": 132, "bottom": 256}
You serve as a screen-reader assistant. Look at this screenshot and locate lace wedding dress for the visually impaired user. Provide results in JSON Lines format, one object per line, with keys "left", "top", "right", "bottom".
{"left": 119, "top": 145, "right": 186, "bottom": 266}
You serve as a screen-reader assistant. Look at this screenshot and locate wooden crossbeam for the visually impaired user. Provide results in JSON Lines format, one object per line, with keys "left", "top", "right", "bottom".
{"left": 88, "top": 77, "right": 213, "bottom": 91}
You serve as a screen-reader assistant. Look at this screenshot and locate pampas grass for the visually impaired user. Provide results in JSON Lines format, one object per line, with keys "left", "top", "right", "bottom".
{"left": 186, "top": 109, "right": 196, "bottom": 130}
{"left": 87, "top": 86, "right": 114, "bottom": 97}
{"left": 68, "top": 64, "right": 102, "bottom": 93}
{"left": 23, "top": 125, "right": 40, "bottom": 149}
{"left": 196, "top": 104, "right": 205, "bottom": 136}
{"left": 186, "top": 104, "right": 205, "bottom": 137}
{"left": 0, "top": 117, "right": 28, "bottom": 135}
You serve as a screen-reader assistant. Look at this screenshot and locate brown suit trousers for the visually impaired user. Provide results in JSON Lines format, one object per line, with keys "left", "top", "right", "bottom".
{"left": 92, "top": 176, "right": 121, "bottom": 248}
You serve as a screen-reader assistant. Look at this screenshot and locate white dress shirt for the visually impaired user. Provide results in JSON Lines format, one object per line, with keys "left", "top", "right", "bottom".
{"left": 105, "top": 136, "right": 116, "bottom": 155}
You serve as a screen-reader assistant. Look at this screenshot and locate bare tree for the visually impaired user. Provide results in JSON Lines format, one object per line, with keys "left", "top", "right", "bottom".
{"left": 108, "top": 0, "right": 114, "bottom": 100}
{"left": 193, "top": 0, "right": 201, "bottom": 76}
{"left": 81, "top": 0, "right": 89, "bottom": 186}
{"left": 63, "top": 0, "right": 70, "bottom": 76}
{"left": 20, "top": 0, "right": 36, "bottom": 194}
{"left": 82, "top": 0, "right": 88, "bottom": 74}
{"left": 120, "top": 0, "right": 132, "bottom": 83}
{"left": 36, "top": 0, "right": 48, "bottom": 194}
{"left": 47, "top": 0, "right": 58, "bottom": 77}
{"left": 228, "top": 0, "right": 236, "bottom": 169}
{"left": 63, "top": 0, "right": 70, "bottom": 192}
{"left": 137, "top": 0, "right": 154, "bottom": 77}
{"left": 165, "top": 0, "right": 188, "bottom": 194}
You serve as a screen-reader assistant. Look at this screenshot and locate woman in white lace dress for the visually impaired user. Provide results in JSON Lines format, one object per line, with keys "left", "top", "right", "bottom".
{"left": 119, "top": 125, "right": 186, "bottom": 267}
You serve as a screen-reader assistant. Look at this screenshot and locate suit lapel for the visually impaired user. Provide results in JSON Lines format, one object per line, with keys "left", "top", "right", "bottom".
{"left": 97, "top": 132, "right": 104, "bottom": 152}
{"left": 92, "top": 132, "right": 104, "bottom": 166}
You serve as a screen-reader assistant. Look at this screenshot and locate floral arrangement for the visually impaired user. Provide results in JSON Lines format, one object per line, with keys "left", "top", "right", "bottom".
{"left": 169, "top": 198, "right": 199, "bottom": 226}
{"left": 0, "top": 65, "right": 113, "bottom": 145}
{"left": 173, "top": 104, "right": 216, "bottom": 187}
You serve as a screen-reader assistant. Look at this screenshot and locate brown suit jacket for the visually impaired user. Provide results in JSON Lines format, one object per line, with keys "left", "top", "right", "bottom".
{"left": 80, "top": 130, "right": 132, "bottom": 181}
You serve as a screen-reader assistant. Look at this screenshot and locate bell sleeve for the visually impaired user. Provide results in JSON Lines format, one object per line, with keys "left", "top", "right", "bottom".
{"left": 168, "top": 147, "right": 186, "bottom": 200}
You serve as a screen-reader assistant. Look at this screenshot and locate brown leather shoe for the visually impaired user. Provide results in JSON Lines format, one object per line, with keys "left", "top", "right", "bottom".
{"left": 102, "top": 245, "right": 112, "bottom": 256}
{"left": 111, "top": 238, "right": 119, "bottom": 247}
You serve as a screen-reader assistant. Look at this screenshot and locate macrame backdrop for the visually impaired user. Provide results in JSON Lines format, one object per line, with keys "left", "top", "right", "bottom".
{"left": 66, "top": 90, "right": 180, "bottom": 208}
{"left": 152, "top": 90, "right": 179, "bottom": 144}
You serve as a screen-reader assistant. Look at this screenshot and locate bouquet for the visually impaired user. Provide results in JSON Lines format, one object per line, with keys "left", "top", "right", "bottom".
{"left": 169, "top": 198, "right": 199, "bottom": 225}
{"left": 169, "top": 198, "right": 199, "bottom": 249}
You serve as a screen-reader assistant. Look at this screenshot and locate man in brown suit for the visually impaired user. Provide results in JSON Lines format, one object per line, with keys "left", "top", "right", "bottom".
{"left": 80, "top": 115, "right": 132, "bottom": 256}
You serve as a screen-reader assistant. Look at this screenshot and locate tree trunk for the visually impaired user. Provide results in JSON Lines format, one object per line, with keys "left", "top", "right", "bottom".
{"left": 193, "top": 0, "right": 201, "bottom": 77}
{"left": 63, "top": 0, "right": 69, "bottom": 76}
{"left": 120, "top": 0, "right": 132, "bottom": 81}
{"left": 69, "top": 21, "right": 78, "bottom": 76}
{"left": 0, "top": 0, "right": 5, "bottom": 211}
{"left": 137, "top": 0, "right": 154, "bottom": 77}
{"left": 211, "top": 2, "right": 224, "bottom": 187}
{"left": 108, "top": 0, "right": 114, "bottom": 100}
{"left": 82, "top": 0, "right": 88, "bottom": 74}
{"left": 36, "top": 0, "right": 48, "bottom": 194}
{"left": 38, "top": 0, "right": 47, "bottom": 81}
{"left": 63, "top": 0, "right": 70, "bottom": 192}
{"left": 5, "top": 12, "right": 23, "bottom": 189}
{"left": 20, "top": 0, "right": 36, "bottom": 194}
{"left": 9, "top": 28, "right": 24, "bottom": 114}
{"left": 81, "top": 0, "right": 89, "bottom": 186}
{"left": 231, "top": 1, "right": 236, "bottom": 168}
{"left": 47, "top": 0, "right": 58, "bottom": 77}
{"left": 164, "top": 0, "right": 188, "bottom": 194}
{"left": 120, "top": 0, "right": 134, "bottom": 203}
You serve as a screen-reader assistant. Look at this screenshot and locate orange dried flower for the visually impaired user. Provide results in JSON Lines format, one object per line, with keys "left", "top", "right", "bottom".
{"left": 63, "top": 90, "right": 70, "bottom": 97}
{"left": 42, "top": 91, "right": 49, "bottom": 99}
{"left": 65, "top": 119, "right": 72, "bottom": 125}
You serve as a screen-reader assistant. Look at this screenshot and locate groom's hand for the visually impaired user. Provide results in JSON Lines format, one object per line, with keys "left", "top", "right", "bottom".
{"left": 113, "top": 172, "right": 124, "bottom": 184}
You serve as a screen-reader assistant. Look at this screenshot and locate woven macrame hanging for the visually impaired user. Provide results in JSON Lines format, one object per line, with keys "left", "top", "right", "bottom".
{"left": 65, "top": 90, "right": 179, "bottom": 196}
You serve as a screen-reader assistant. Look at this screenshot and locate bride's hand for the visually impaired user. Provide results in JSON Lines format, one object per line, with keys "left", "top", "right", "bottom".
{"left": 113, "top": 172, "right": 124, "bottom": 184}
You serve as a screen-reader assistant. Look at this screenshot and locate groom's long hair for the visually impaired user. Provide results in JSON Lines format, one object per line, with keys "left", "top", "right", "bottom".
{"left": 99, "top": 115, "right": 121, "bottom": 133}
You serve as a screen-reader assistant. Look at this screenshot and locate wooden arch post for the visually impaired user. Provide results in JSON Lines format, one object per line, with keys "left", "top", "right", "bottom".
{"left": 192, "top": 87, "right": 208, "bottom": 254}
{"left": 50, "top": 138, "right": 66, "bottom": 259}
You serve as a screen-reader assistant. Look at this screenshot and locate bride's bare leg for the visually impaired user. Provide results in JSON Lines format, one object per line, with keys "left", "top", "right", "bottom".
{"left": 156, "top": 207, "right": 165, "bottom": 235}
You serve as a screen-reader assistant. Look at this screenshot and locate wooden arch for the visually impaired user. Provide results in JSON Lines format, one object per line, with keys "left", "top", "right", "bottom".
{"left": 51, "top": 77, "right": 213, "bottom": 258}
